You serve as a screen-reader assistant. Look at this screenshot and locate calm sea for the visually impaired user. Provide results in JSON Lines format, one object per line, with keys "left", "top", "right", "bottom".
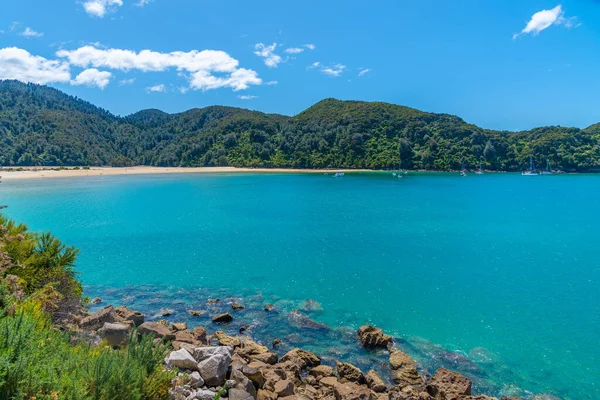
{"left": 1, "top": 172, "right": 598, "bottom": 399}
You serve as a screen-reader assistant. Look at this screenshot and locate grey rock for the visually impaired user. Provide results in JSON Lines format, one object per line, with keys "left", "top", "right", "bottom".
{"left": 229, "top": 388, "right": 254, "bottom": 400}
{"left": 198, "top": 349, "right": 232, "bottom": 386}
{"left": 98, "top": 322, "right": 130, "bottom": 347}
{"left": 195, "top": 389, "right": 218, "bottom": 400}
{"left": 167, "top": 348, "right": 200, "bottom": 371}
{"left": 190, "top": 371, "right": 204, "bottom": 388}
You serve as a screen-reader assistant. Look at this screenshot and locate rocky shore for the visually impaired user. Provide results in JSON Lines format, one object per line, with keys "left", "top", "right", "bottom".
{"left": 75, "top": 301, "right": 523, "bottom": 400}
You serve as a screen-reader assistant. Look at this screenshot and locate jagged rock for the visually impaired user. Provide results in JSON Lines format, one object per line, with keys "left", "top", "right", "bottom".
{"left": 157, "top": 319, "right": 169, "bottom": 327}
{"left": 274, "top": 379, "right": 295, "bottom": 397}
{"left": 365, "top": 370, "right": 386, "bottom": 393}
{"left": 320, "top": 377, "right": 339, "bottom": 388}
{"left": 333, "top": 381, "right": 374, "bottom": 400}
{"left": 309, "top": 365, "right": 334, "bottom": 379}
{"left": 232, "top": 302, "right": 245, "bottom": 310}
{"left": 389, "top": 350, "right": 416, "bottom": 370}
{"left": 264, "top": 304, "right": 275, "bottom": 312}
{"left": 175, "top": 329, "right": 200, "bottom": 345}
{"left": 166, "top": 348, "right": 199, "bottom": 371}
{"left": 272, "top": 338, "right": 282, "bottom": 347}
{"left": 427, "top": 368, "right": 472, "bottom": 400}
{"left": 229, "top": 388, "right": 254, "bottom": 400}
{"left": 138, "top": 321, "right": 176, "bottom": 341}
{"left": 213, "top": 330, "right": 241, "bottom": 347}
{"left": 238, "top": 339, "right": 269, "bottom": 356}
{"left": 80, "top": 305, "right": 116, "bottom": 330}
{"left": 250, "top": 352, "right": 278, "bottom": 365}
{"left": 280, "top": 348, "right": 321, "bottom": 369}
{"left": 357, "top": 325, "right": 393, "bottom": 349}
{"left": 156, "top": 308, "right": 175, "bottom": 317}
{"left": 212, "top": 312, "right": 233, "bottom": 323}
{"left": 196, "top": 347, "right": 233, "bottom": 386}
{"left": 388, "top": 386, "right": 432, "bottom": 400}
{"left": 98, "top": 322, "right": 130, "bottom": 347}
{"left": 336, "top": 361, "right": 365, "bottom": 383}
{"left": 240, "top": 325, "right": 250, "bottom": 333}
{"left": 231, "top": 369, "right": 258, "bottom": 398}
{"left": 189, "top": 371, "right": 204, "bottom": 388}
{"left": 188, "top": 310, "right": 207, "bottom": 317}
{"left": 195, "top": 389, "right": 219, "bottom": 400}
{"left": 287, "top": 310, "right": 330, "bottom": 330}
{"left": 206, "top": 298, "right": 220, "bottom": 304}
{"left": 300, "top": 299, "right": 324, "bottom": 312}
{"left": 239, "top": 364, "right": 265, "bottom": 388}
{"left": 392, "top": 366, "right": 423, "bottom": 387}
{"left": 172, "top": 322, "right": 188, "bottom": 331}
{"left": 193, "top": 326, "right": 208, "bottom": 343}
{"left": 258, "top": 389, "right": 277, "bottom": 400}
{"left": 91, "top": 297, "right": 102, "bottom": 304}
{"left": 115, "top": 306, "right": 145, "bottom": 327}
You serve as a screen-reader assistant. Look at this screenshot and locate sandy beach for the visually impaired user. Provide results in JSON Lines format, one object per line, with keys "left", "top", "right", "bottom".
{"left": 0, "top": 166, "right": 365, "bottom": 180}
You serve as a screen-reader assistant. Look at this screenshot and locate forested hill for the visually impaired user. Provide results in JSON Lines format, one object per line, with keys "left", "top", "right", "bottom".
{"left": 1, "top": 80, "right": 599, "bottom": 171}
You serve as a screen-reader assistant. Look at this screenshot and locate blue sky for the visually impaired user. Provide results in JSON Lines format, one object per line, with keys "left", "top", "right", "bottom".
{"left": 1, "top": 0, "right": 600, "bottom": 131}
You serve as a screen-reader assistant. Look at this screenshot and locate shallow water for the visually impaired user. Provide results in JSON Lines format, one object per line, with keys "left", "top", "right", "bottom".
{"left": 1, "top": 172, "right": 598, "bottom": 399}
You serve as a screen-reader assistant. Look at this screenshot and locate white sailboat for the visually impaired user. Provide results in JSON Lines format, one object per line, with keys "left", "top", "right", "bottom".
{"left": 475, "top": 162, "right": 484, "bottom": 175}
{"left": 541, "top": 159, "right": 553, "bottom": 175}
{"left": 460, "top": 161, "right": 467, "bottom": 177}
{"left": 522, "top": 156, "right": 538, "bottom": 176}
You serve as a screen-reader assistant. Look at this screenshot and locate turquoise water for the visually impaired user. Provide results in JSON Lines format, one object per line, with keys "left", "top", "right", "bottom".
{"left": 1, "top": 172, "right": 598, "bottom": 399}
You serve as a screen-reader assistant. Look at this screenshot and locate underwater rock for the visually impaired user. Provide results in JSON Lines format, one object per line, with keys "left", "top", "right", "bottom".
{"left": 188, "top": 309, "right": 207, "bottom": 317}
{"left": 287, "top": 310, "right": 330, "bottom": 330}
{"left": 239, "top": 325, "right": 250, "bottom": 333}
{"left": 212, "top": 312, "right": 233, "bottom": 323}
{"left": 427, "top": 368, "right": 472, "bottom": 400}
{"left": 357, "top": 325, "right": 393, "bottom": 349}
{"left": 155, "top": 308, "right": 175, "bottom": 317}
{"left": 300, "top": 299, "right": 324, "bottom": 312}
{"left": 264, "top": 304, "right": 276, "bottom": 312}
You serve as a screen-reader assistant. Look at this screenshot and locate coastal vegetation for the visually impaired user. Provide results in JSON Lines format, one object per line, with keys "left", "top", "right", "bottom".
{"left": 1, "top": 80, "right": 599, "bottom": 171}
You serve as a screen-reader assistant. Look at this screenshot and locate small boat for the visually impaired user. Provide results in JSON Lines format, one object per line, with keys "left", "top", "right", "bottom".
{"left": 334, "top": 171, "right": 344, "bottom": 177}
{"left": 461, "top": 161, "right": 467, "bottom": 176}
{"left": 541, "top": 159, "right": 553, "bottom": 175}
{"left": 475, "top": 162, "right": 484, "bottom": 175}
{"left": 522, "top": 156, "right": 539, "bottom": 176}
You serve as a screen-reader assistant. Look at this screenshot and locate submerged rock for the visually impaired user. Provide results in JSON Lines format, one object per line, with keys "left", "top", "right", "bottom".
{"left": 232, "top": 302, "right": 245, "bottom": 310}
{"left": 264, "top": 304, "right": 275, "bottom": 312}
{"left": 287, "top": 310, "right": 330, "bottom": 330}
{"left": 155, "top": 307, "right": 175, "bottom": 317}
{"left": 188, "top": 309, "right": 207, "bottom": 317}
{"left": 300, "top": 299, "right": 324, "bottom": 312}
{"left": 212, "top": 312, "right": 233, "bottom": 323}
{"left": 357, "top": 325, "right": 393, "bottom": 349}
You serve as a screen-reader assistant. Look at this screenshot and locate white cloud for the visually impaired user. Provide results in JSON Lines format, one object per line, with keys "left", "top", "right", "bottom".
{"left": 265, "top": 80, "right": 278, "bottom": 85}
{"left": 253, "top": 43, "right": 282, "bottom": 68}
{"left": 321, "top": 63, "right": 346, "bottom": 77}
{"left": 9, "top": 22, "right": 21, "bottom": 32}
{"left": 305, "top": 44, "right": 316, "bottom": 50}
{"left": 307, "top": 61, "right": 320, "bottom": 69}
{"left": 56, "top": 45, "right": 262, "bottom": 91}
{"left": 514, "top": 5, "right": 577, "bottom": 39}
{"left": 238, "top": 95, "right": 258, "bottom": 100}
{"left": 358, "top": 68, "right": 371, "bottom": 77}
{"left": 71, "top": 68, "right": 112, "bottom": 89}
{"left": 118, "top": 78, "right": 136, "bottom": 86}
{"left": 82, "top": 0, "right": 123, "bottom": 18}
{"left": 284, "top": 47, "right": 304, "bottom": 54}
{"left": 19, "top": 27, "right": 44, "bottom": 38}
{"left": 147, "top": 84, "right": 166, "bottom": 93}
{"left": 0, "top": 47, "right": 70, "bottom": 84}
{"left": 135, "top": 0, "right": 152, "bottom": 6}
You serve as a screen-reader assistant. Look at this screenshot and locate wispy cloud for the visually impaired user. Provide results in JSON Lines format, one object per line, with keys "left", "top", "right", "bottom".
{"left": 320, "top": 63, "right": 346, "bottom": 77}
{"left": 513, "top": 5, "right": 578, "bottom": 39}
{"left": 253, "top": 43, "right": 282, "bottom": 68}
{"left": 71, "top": 68, "right": 112, "bottom": 89}
{"left": 304, "top": 44, "right": 316, "bottom": 50}
{"left": 284, "top": 47, "right": 304, "bottom": 54}
{"left": 19, "top": 27, "right": 44, "bottom": 38}
{"left": 238, "top": 95, "right": 258, "bottom": 100}
{"left": 265, "top": 80, "right": 278, "bottom": 85}
{"left": 146, "top": 84, "right": 166, "bottom": 93}
{"left": 135, "top": 0, "right": 152, "bottom": 6}
{"left": 82, "top": 0, "right": 123, "bottom": 18}
{"left": 118, "top": 78, "right": 136, "bottom": 86}
{"left": 357, "top": 68, "right": 371, "bottom": 77}
{"left": 307, "top": 61, "right": 320, "bottom": 69}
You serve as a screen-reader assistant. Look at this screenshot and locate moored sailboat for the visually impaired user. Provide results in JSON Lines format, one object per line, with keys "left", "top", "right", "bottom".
{"left": 522, "top": 156, "right": 538, "bottom": 176}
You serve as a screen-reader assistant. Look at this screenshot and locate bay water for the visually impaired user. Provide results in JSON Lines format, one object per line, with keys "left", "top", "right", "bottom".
{"left": 1, "top": 172, "right": 598, "bottom": 399}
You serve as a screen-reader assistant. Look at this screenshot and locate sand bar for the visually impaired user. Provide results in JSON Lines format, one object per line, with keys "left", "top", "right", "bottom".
{"left": 0, "top": 166, "right": 366, "bottom": 181}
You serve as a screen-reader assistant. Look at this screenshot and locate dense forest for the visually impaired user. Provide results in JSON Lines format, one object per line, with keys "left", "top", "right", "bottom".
{"left": 1, "top": 80, "right": 599, "bottom": 171}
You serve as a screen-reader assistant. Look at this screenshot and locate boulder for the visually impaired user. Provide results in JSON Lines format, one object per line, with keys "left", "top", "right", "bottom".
{"left": 238, "top": 364, "right": 265, "bottom": 388}
{"left": 231, "top": 369, "right": 258, "bottom": 398}
{"left": 264, "top": 304, "right": 275, "bottom": 312}
{"left": 198, "top": 354, "right": 231, "bottom": 386}
{"left": 389, "top": 350, "right": 416, "bottom": 370}
{"left": 336, "top": 361, "right": 365, "bottom": 384}
{"left": 188, "top": 310, "right": 207, "bottom": 317}
{"left": 280, "top": 348, "right": 321, "bottom": 369}
{"left": 258, "top": 389, "right": 278, "bottom": 400}
{"left": 250, "top": 352, "right": 278, "bottom": 365}
{"left": 229, "top": 388, "right": 254, "bottom": 400}
{"left": 138, "top": 321, "right": 176, "bottom": 341}
{"left": 238, "top": 339, "right": 269, "bottom": 357}
{"left": 156, "top": 308, "right": 174, "bottom": 317}
{"left": 91, "top": 297, "right": 102, "bottom": 304}
{"left": 189, "top": 371, "right": 205, "bottom": 388}
{"left": 365, "top": 370, "right": 386, "bottom": 393}
{"left": 213, "top": 330, "right": 241, "bottom": 347}
{"left": 195, "top": 389, "right": 219, "bottom": 400}
{"left": 232, "top": 302, "right": 245, "bottom": 310}
{"left": 80, "top": 305, "right": 116, "bottom": 331}
{"left": 274, "top": 379, "right": 295, "bottom": 397}
{"left": 427, "top": 368, "right": 472, "bottom": 400}
{"left": 98, "top": 322, "right": 130, "bottom": 347}
{"left": 171, "top": 322, "right": 188, "bottom": 331}
{"left": 191, "top": 345, "right": 233, "bottom": 362}
{"left": 333, "top": 381, "right": 374, "bottom": 400}
{"left": 392, "top": 366, "right": 424, "bottom": 388}
{"left": 206, "top": 298, "right": 220, "bottom": 304}
{"left": 240, "top": 325, "right": 250, "bottom": 333}
{"left": 357, "top": 325, "right": 393, "bottom": 349}
{"left": 272, "top": 338, "right": 282, "bottom": 347}
{"left": 212, "top": 312, "right": 233, "bottom": 323}
{"left": 175, "top": 329, "right": 200, "bottom": 345}
{"left": 193, "top": 326, "right": 208, "bottom": 343}
{"left": 115, "top": 306, "right": 145, "bottom": 327}
{"left": 166, "top": 348, "right": 199, "bottom": 371}
{"left": 309, "top": 365, "right": 334, "bottom": 379}
{"left": 320, "top": 377, "right": 339, "bottom": 388}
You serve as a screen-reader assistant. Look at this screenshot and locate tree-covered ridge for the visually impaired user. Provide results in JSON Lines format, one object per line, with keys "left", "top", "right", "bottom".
{"left": 1, "top": 80, "right": 599, "bottom": 171}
